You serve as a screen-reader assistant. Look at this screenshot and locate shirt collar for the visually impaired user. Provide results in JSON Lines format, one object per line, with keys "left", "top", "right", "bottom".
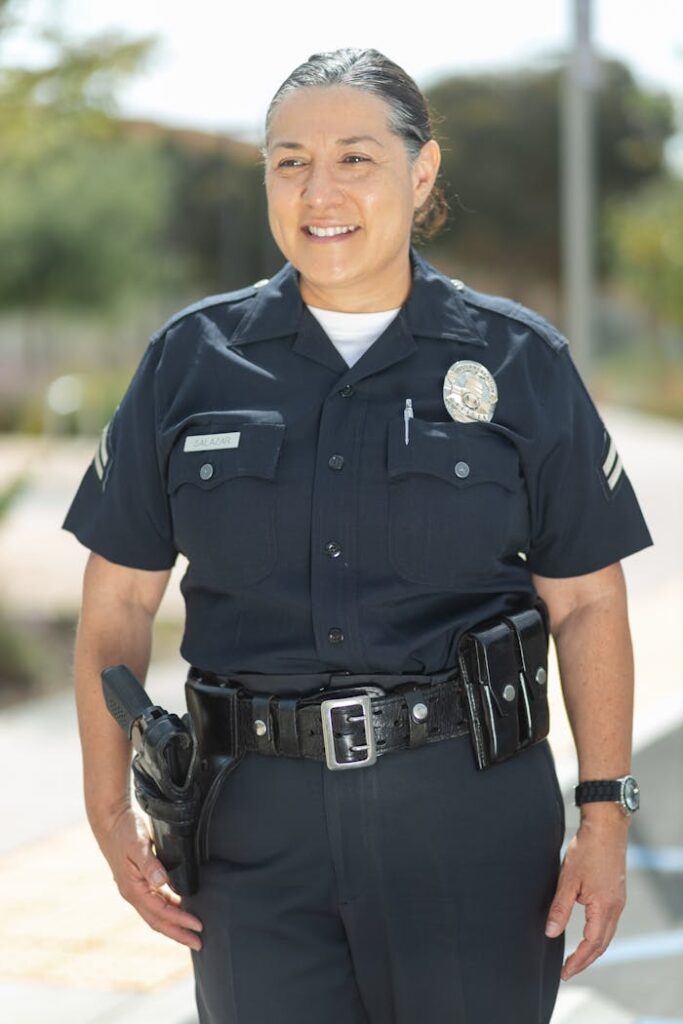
{"left": 229, "top": 244, "right": 486, "bottom": 348}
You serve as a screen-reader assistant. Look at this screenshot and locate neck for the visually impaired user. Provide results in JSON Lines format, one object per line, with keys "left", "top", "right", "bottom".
{"left": 297, "top": 248, "right": 412, "bottom": 312}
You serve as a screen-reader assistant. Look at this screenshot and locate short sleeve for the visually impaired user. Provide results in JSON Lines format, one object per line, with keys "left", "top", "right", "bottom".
{"left": 524, "top": 344, "right": 653, "bottom": 577}
{"left": 61, "top": 335, "right": 177, "bottom": 570}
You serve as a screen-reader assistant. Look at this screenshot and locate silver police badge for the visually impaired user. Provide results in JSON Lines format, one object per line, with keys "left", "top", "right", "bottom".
{"left": 443, "top": 360, "right": 498, "bottom": 423}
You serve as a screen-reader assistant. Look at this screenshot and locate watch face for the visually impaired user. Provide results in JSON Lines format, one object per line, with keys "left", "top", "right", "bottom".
{"left": 622, "top": 776, "right": 640, "bottom": 813}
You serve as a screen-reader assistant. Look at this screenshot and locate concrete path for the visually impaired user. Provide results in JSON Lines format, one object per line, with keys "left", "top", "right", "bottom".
{"left": 0, "top": 404, "right": 681, "bottom": 1023}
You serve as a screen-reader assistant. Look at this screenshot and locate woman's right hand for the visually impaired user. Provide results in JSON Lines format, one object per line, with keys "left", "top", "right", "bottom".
{"left": 95, "top": 805, "right": 204, "bottom": 951}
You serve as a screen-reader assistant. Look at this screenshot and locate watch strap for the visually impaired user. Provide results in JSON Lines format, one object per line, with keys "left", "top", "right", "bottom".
{"left": 574, "top": 779, "right": 623, "bottom": 805}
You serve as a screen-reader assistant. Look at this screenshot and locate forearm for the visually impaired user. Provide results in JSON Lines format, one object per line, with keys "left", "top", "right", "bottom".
{"left": 553, "top": 585, "right": 634, "bottom": 827}
{"left": 74, "top": 587, "right": 155, "bottom": 836}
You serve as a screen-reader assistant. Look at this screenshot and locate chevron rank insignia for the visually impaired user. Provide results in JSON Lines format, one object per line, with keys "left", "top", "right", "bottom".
{"left": 599, "top": 430, "right": 624, "bottom": 498}
{"left": 93, "top": 419, "right": 112, "bottom": 485}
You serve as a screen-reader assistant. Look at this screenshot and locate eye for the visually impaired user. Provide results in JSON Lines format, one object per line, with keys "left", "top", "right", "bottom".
{"left": 276, "top": 158, "right": 304, "bottom": 169}
{"left": 343, "top": 155, "right": 370, "bottom": 164}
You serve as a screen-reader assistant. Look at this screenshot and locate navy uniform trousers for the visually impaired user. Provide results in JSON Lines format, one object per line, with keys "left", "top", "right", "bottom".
{"left": 181, "top": 729, "right": 566, "bottom": 1024}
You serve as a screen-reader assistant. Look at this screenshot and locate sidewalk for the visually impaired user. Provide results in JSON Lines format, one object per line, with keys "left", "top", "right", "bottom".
{"left": 0, "top": 664, "right": 196, "bottom": 1024}
{"left": 0, "top": 405, "right": 681, "bottom": 1023}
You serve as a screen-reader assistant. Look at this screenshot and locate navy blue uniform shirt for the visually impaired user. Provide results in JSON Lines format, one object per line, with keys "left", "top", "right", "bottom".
{"left": 62, "top": 245, "right": 653, "bottom": 675}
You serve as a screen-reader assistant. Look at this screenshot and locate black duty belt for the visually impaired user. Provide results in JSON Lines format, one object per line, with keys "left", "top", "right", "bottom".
{"left": 184, "top": 601, "right": 550, "bottom": 774}
{"left": 185, "top": 665, "right": 469, "bottom": 771}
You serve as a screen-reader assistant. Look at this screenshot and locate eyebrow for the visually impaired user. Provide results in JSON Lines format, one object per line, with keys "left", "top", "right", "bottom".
{"left": 271, "top": 135, "right": 384, "bottom": 151}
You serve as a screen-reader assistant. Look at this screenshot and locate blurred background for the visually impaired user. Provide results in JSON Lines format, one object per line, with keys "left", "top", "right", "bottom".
{"left": 0, "top": 1, "right": 681, "bottom": 1022}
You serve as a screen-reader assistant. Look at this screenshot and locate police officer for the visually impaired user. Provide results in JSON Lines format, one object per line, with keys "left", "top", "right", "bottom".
{"left": 63, "top": 47, "right": 652, "bottom": 1024}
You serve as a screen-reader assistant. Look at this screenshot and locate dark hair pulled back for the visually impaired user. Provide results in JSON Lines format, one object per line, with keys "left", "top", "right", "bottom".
{"left": 261, "top": 47, "right": 449, "bottom": 244}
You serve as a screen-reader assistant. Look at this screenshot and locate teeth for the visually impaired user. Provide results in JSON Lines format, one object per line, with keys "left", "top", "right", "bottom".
{"left": 307, "top": 225, "right": 358, "bottom": 237}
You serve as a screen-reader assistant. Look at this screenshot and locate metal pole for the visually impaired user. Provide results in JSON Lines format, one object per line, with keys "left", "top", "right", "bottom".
{"left": 561, "top": 0, "right": 597, "bottom": 375}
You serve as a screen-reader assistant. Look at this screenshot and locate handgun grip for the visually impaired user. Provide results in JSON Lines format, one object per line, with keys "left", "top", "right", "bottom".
{"left": 102, "top": 664, "right": 154, "bottom": 738}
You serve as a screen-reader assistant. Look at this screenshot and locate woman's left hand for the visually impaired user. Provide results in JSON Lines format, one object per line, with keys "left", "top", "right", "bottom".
{"left": 544, "top": 812, "right": 629, "bottom": 981}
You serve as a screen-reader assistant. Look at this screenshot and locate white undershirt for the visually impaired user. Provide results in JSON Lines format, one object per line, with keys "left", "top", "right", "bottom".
{"left": 306, "top": 304, "right": 401, "bottom": 368}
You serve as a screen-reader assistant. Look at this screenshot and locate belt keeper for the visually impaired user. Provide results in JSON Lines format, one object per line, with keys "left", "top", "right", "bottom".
{"left": 403, "top": 688, "right": 430, "bottom": 748}
{"left": 275, "top": 696, "right": 300, "bottom": 757}
{"left": 251, "top": 694, "right": 276, "bottom": 753}
{"left": 224, "top": 684, "right": 242, "bottom": 756}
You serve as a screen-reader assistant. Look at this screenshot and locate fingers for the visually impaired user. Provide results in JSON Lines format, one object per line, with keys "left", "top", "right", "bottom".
{"left": 119, "top": 849, "right": 204, "bottom": 951}
{"left": 560, "top": 900, "right": 623, "bottom": 981}
{"left": 119, "top": 873, "right": 205, "bottom": 950}
{"left": 137, "top": 842, "right": 170, "bottom": 890}
{"left": 99, "top": 809, "right": 206, "bottom": 951}
{"left": 545, "top": 871, "right": 579, "bottom": 938}
{"left": 543, "top": 827, "right": 627, "bottom": 981}
{"left": 145, "top": 887, "right": 205, "bottom": 951}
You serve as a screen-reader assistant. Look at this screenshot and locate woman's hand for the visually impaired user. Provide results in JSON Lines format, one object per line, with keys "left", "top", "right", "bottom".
{"left": 73, "top": 555, "right": 202, "bottom": 950}
{"left": 95, "top": 804, "right": 204, "bottom": 951}
{"left": 545, "top": 812, "right": 628, "bottom": 980}
{"left": 534, "top": 563, "right": 634, "bottom": 980}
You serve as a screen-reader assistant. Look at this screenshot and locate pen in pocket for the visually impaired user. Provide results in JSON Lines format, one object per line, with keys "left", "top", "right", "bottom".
{"left": 404, "top": 398, "right": 413, "bottom": 445}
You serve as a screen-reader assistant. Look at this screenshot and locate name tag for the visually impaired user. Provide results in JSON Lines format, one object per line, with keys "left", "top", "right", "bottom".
{"left": 184, "top": 431, "right": 241, "bottom": 452}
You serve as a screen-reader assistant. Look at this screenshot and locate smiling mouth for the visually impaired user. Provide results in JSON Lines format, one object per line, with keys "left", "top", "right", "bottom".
{"left": 303, "top": 225, "right": 361, "bottom": 238}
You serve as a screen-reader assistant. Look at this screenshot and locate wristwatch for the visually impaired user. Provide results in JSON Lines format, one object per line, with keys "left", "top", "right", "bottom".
{"left": 574, "top": 775, "right": 640, "bottom": 816}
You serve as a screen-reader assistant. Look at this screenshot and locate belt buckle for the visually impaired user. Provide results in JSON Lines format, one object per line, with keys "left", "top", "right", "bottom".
{"left": 320, "top": 685, "right": 384, "bottom": 771}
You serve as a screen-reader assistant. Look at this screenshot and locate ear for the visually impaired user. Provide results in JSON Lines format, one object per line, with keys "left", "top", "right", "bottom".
{"left": 412, "top": 139, "right": 441, "bottom": 209}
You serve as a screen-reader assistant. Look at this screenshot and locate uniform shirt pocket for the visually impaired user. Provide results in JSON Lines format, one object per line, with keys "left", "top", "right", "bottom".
{"left": 386, "top": 416, "right": 526, "bottom": 588}
{"left": 167, "top": 420, "right": 285, "bottom": 587}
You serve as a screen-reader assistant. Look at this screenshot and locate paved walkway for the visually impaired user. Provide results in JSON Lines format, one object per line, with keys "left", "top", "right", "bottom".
{"left": 0, "top": 405, "right": 681, "bottom": 1023}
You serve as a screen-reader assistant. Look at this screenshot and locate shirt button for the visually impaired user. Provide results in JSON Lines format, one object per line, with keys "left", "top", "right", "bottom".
{"left": 325, "top": 541, "right": 342, "bottom": 558}
{"left": 328, "top": 454, "right": 345, "bottom": 470}
{"left": 339, "top": 384, "right": 354, "bottom": 397}
{"left": 199, "top": 463, "right": 214, "bottom": 481}
{"left": 327, "top": 627, "right": 345, "bottom": 644}
{"left": 454, "top": 461, "right": 470, "bottom": 479}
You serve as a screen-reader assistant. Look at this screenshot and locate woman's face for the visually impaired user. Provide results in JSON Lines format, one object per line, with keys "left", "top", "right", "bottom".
{"left": 264, "top": 84, "right": 441, "bottom": 310}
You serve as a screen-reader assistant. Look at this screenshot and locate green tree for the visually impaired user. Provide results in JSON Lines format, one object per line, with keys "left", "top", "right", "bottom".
{"left": 1, "top": 2, "right": 677, "bottom": 312}
{"left": 604, "top": 175, "right": 683, "bottom": 339}
{"left": 0, "top": 135, "right": 185, "bottom": 310}
{"left": 0, "top": 0, "right": 185, "bottom": 312}
{"left": 425, "top": 60, "right": 674, "bottom": 288}
{"left": 158, "top": 133, "right": 278, "bottom": 295}
{"left": 0, "top": 0, "right": 158, "bottom": 160}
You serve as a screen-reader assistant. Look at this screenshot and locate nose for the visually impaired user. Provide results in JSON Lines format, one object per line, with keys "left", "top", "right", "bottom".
{"left": 301, "top": 161, "right": 344, "bottom": 208}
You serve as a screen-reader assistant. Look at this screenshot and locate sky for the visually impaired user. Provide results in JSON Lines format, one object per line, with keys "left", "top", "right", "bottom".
{"left": 3, "top": 0, "right": 683, "bottom": 165}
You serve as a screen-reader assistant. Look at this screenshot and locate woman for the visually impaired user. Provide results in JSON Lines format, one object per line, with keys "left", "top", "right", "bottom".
{"left": 63, "top": 47, "right": 652, "bottom": 1024}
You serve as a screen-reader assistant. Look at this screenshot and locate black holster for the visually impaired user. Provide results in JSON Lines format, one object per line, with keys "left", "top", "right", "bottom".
{"left": 132, "top": 756, "right": 202, "bottom": 896}
{"left": 456, "top": 599, "right": 551, "bottom": 770}
{"left": 101, "top": 662, "right": 236, "bottom": 897}
{"left": 184, "top": 679, "right": 245, "bottom": 866}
